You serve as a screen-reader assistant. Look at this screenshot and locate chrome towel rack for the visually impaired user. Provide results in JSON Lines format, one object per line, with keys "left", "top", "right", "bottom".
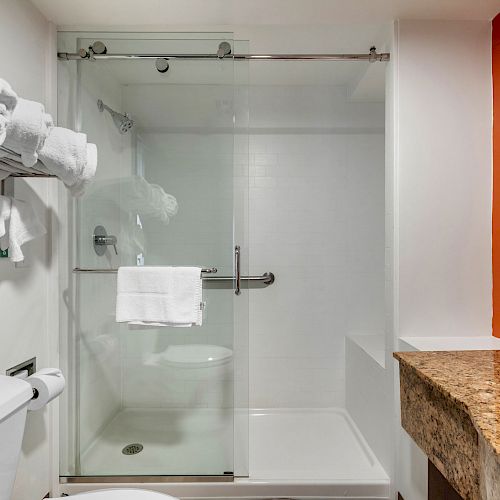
{"left": 72, "top": 267, "right": 218, "bottom": 274}
{"left": 72, "top": 267, "right": 275, "bottom": 287}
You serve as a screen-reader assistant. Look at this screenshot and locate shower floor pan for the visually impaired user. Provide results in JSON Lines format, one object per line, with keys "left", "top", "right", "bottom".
{"left": 61, "top": 408, "right": 389, "bottom": 499}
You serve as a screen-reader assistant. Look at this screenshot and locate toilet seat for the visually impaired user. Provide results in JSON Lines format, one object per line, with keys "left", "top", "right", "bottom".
{"left": 54, "top": 488, "right": 177, "bottom": 500}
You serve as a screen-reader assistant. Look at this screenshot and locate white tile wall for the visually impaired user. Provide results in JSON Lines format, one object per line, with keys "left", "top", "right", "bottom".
{"left": 345, "top": 336, "right": 392, "bottom": 473}
{"left": 117, "top": 129, "right": 236, "bottom": 410}
{"left": 105, "top": 81, "right": 384, "bottom": 413}
{"left": 67, "top": 61, "right": 133, "bottom": 455}
{"left": 248, "top": 85, "right": 385, "bottom": 409}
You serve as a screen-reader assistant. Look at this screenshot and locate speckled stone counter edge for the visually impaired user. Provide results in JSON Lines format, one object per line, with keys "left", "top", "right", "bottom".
{"left": 397, "top": 360, "right": 480, "bottom": 499}
{"left": 394, "top": 353, "right": 500, "bottom": 500}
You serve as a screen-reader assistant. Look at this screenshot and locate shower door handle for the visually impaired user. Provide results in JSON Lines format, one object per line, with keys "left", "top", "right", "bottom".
{"left": 234, "top": 245, "right": 241, "bottom": 295}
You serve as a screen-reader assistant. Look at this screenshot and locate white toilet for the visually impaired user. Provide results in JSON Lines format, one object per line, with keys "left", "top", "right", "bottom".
{"left": 0, "top": 375, "right": 176, "bottom": 500}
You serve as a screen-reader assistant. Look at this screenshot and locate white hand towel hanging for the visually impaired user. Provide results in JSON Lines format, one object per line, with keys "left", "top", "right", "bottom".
{"left": 116, "top": 266, "right": 203, "bottom": 327}
{"left": 0, "top": 195, "right": 46, "bottom": 262}
{"left": 38, "top": 127, "right": 97, "bottom": 197}
{"left": 0, "top": 195, "right": 11, "bottom": 240}
{"left": 0, "top": 79, "right": 18, "bottom": 146}
{"left": 1, "top": 97, "right": 53, "bottom": 167}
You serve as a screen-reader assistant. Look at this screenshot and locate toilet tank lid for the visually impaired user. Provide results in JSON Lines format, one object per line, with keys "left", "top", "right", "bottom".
{"left": 0, "top": 375, "right": 32, "bottom": 421}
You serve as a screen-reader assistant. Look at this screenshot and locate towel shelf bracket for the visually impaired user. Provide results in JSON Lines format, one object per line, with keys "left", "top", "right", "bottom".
{"left": 0, "top": 145, "right": 56, "bottom": 178}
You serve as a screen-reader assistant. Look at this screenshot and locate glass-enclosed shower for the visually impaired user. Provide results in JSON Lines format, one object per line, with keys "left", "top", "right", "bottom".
{"left": 58, "top": 31, "right": 390, "bottom": 496}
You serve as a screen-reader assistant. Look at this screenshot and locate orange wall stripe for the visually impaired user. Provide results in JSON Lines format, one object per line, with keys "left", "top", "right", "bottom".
{"left": 493, "top": 14, "right": 500, "bottom": 337}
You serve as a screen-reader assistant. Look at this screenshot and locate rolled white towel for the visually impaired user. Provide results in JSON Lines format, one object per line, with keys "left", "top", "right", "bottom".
{"left": 0, "top": 196, "right": 46, "bottom": 262}
{"left": 39, "top": 127, "right": 97, "bottom": 196}
{"left": 0, "top": 104, "right": 10, "bottom": 147}
{"left": 68, "top": 143, "right": 98, "bottom": 197}
{"left": 86, "top": 176, "right": 177, "bottom": 223}
{"left": 149, "top": 184, "right": 178, "bottom": 223}
{"left": 2, "top": 98, "right": 53, "bottom": 167}
{"left": 0, "top": 79, "right": 18, "bottom": 112}
{"left": 0, "top": 79, "right": 18, "bottom": 145}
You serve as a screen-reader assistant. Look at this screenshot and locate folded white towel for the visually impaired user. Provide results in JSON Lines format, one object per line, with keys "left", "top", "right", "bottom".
{"left": 0, "top": 195, "right": 46, "bottom": 262}
{"left": 38, "top": 127, "right": 97, "bottom": 196}
{"left": 116, "top": 266, "right": 203, "bottom": 327}
{"left": 0, "top": 80, "right": 18, "bottom": 146}
{"left": 2, "top": 98, "right": 53, "bottom": 167}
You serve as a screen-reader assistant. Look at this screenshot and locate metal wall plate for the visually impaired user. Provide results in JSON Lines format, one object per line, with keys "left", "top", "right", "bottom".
{"left": 6, "top": 357, "right": 36, "bottom": 377}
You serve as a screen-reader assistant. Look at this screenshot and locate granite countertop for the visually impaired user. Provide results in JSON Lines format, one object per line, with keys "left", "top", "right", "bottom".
{"left": 394, "top": 350, "right": 500, "bottom": 499}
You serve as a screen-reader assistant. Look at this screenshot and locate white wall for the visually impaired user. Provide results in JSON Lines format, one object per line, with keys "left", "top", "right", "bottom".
{"left": 391, "top": 19, "right": 493, "bottom": 500}
{"left": 248, "top": 84, "right": 385, "bottom": 408}
{"left": 0, "top": 1, "right": 57, "bottom": 499}
{"left": 396, "top": 20, "right": 492, "bottom": 339}
{"left": 345, "top": 336, "right": 392, "bottom": 474}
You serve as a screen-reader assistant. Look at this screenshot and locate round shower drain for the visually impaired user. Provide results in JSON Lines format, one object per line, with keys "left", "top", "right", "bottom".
{"left": 122, "top": 443, "right": 143, "bottom": 455}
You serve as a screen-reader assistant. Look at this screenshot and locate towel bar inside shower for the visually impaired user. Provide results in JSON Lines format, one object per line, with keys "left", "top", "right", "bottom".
{"left": 72, "top": 267, "right": 275, "bottom": 286}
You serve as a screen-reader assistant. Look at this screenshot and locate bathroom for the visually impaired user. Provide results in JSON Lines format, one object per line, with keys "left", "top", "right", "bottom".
{"left": 0, "top": 1, "right": 498, "bottom": 500}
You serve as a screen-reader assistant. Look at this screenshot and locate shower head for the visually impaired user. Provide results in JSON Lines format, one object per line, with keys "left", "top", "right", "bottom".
{"left": 97, "top": 99, "right": 134, "bottom": 134}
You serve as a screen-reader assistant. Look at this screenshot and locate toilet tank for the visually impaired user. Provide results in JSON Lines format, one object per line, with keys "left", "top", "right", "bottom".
{"left": 0, "top": 375, "right": 32, "bottom": 500}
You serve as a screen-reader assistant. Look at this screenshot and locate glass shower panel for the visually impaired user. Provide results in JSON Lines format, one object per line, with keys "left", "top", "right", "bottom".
{"left": 59, "top": 33, "right": 248, "bottom": 478}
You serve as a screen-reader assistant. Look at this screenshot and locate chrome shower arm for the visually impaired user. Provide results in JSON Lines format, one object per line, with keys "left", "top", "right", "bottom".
{"left": 97, "top": 99, "right": 113, "bottom": 115}
{"left": 97, "top": 99, "right": 134, "bottom": 134}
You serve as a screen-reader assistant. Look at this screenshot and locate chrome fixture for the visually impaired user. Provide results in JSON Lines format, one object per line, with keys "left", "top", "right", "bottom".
{"left": 72, "top": 267, "right": 275, "bottom": 288}
{"left": 6, "top": 357, "right": 36, "bottom": 377}
{"left": 72, "top": 41, "right": 108, "bottom": 60}
{"left": 93, "top": 225, "right": 118, "bottom": 256}
{"left": 122, "top": 443, "right": 143, "bottom": 455}
{"left": 217, "top": 41, "right": 232, "bottom": 59}
{"left": 155, "top": 58, "right": 170, "bottom": 73}
{"left": 97, "top": 99, "right": 134, "bottom": 134}
{"left": 91, "top": 41, "right": 107, "bottom": 55}
{"left": 74, "top": 266, "right": 219, "bottom": 274}
{"left": 58, "top": 45, "right": 390, "bottom": 63}
{"left": 234, "top": 245, "right": 241, "bottom": 295}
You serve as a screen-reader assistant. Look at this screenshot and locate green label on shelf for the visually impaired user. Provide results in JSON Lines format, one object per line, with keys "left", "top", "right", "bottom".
{"left": 0, "top": 248, "right": 8, "bottom": 258}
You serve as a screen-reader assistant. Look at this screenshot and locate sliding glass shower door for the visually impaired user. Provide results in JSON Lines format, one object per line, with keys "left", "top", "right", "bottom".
{"left": 58, "top": 32, "right": 249, "bottom": 479}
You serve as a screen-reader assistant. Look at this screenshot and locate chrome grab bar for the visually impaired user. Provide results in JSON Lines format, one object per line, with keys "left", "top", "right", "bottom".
{"left": 234, "top": 245, "right": 241, "bottom": 296}
{"left": 71, "top": 267, "right": 275, "bottom": 286}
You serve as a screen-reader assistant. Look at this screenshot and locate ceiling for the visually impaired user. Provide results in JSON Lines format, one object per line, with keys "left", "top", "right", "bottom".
{"left": 31, "top": 0, "right": 500, "bottom": 27}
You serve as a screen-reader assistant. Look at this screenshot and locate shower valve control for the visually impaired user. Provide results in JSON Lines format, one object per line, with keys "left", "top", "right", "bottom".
{"left": 93, "top": 225, "right": 118, "bottom": 256}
